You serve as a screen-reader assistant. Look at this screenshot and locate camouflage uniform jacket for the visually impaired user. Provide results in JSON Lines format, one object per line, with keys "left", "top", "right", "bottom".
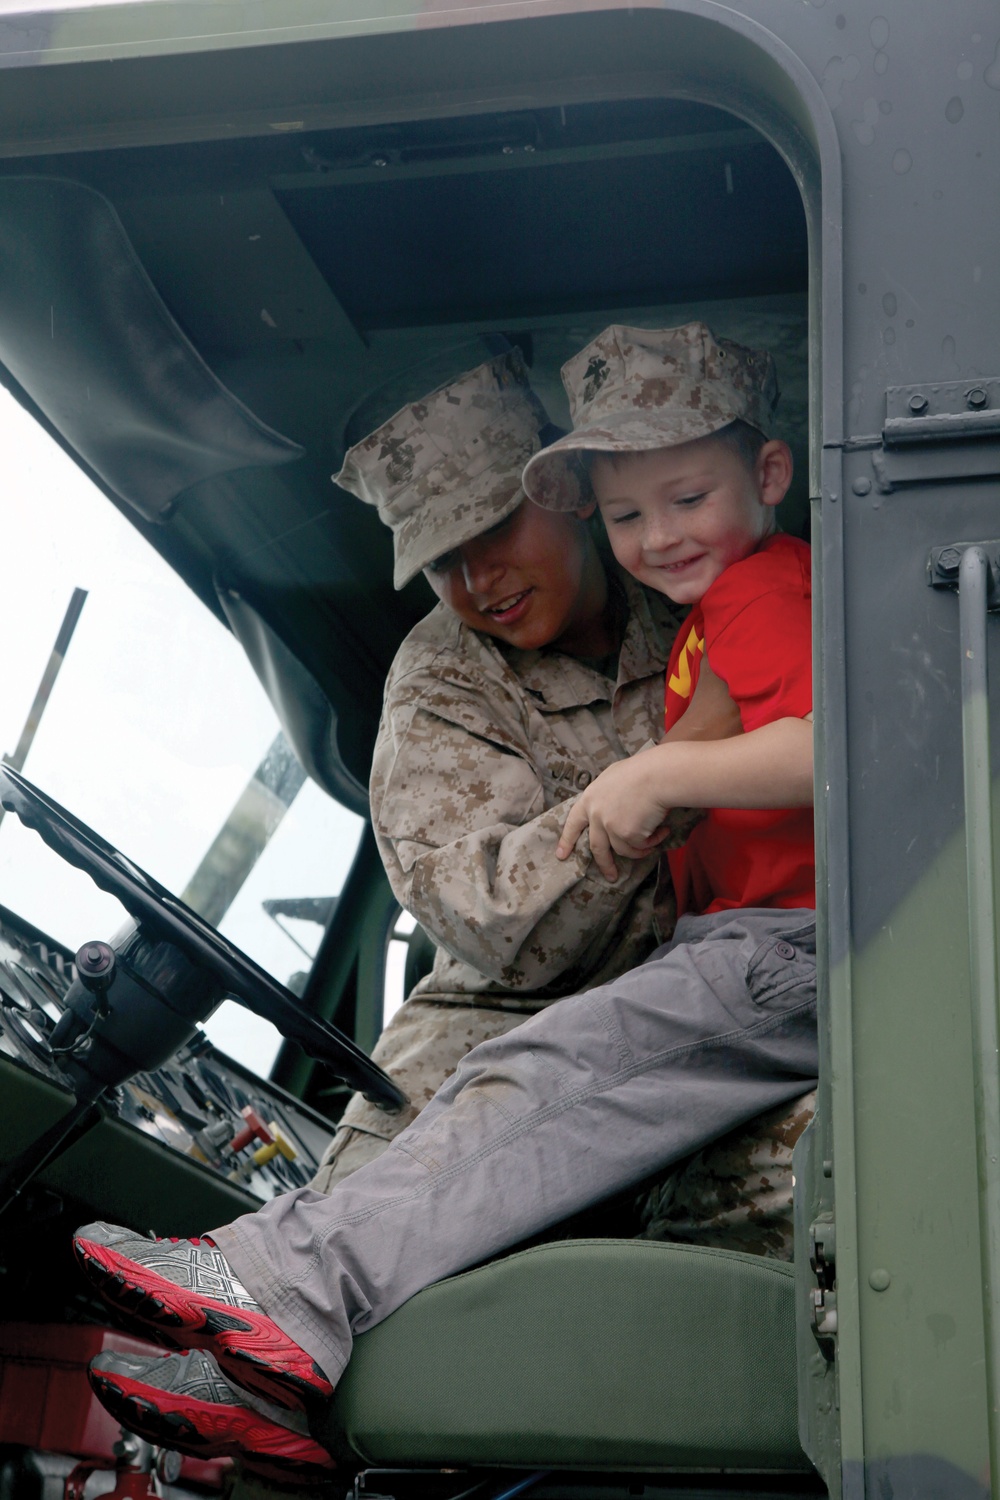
{"left": 370, "top": 570, "right": 686, "bottom": 1011}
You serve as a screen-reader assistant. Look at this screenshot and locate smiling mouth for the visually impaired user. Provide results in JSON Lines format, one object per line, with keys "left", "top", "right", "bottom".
{"left": 484, "top": 589, "right": 532, "bottom": 620}
{"left": 662, "top": 555, "right": 705, "bottom": 574}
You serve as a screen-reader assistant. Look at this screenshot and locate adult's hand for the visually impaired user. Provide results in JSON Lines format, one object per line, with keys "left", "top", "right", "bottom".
{"left": 557, "top": 717, "right": 813, "bottom": 879}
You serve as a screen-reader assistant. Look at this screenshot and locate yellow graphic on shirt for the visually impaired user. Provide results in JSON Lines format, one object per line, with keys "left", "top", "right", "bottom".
{"left": 668, "top": 623, "right": 705, "bottom": 700}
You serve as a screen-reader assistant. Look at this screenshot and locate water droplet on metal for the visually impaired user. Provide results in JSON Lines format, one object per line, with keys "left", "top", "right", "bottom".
{"left": 945, "top": 95, "right": 965, "bottom": 123}
{"left": 822, "top": 53, "right": 862, "bottom": 107}
{"left": 853, "top": 97, "right": 880, "bottom": 145}
{"left": 892, "top": 148, "right": 912, "bottom": 173}
{"left": 870, "top": 16, "right": 889, "bottom": 48}
{"left": 882, "top": 292, "right": 897, "bottom": 317}
{"left": 986, "top": 40, "right": 1000, "bottom": 87}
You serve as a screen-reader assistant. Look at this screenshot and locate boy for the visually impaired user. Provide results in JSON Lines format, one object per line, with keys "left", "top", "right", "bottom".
{"left": 72, "top": 327, "right": 817, "bottom": 1476}
{"left": 520, "top": 321, "right": 814, "bottom": 917}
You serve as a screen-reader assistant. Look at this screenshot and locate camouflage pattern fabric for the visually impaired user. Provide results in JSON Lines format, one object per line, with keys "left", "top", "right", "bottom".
{"left": 522, "top": 321, "right": 779, "bottom": 513}
{"left": 370, "top": 571, "right": 696, "bottom": 1004}
{"left": 334, "top": 348, "right": 550, "bottom": 588}
{"left": 313, "top": 569, "right": 692, "bottom": 1189}
{"left": 312, "top": 499, "right": 808, "bottom": 1257}
{"left": 635, "top": 1090, "right": 817, "bottom": 1262}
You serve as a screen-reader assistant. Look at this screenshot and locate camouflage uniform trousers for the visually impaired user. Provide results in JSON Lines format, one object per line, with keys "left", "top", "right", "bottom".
{"left": 311, "top": 997, "right": 816, "bottom": 1262}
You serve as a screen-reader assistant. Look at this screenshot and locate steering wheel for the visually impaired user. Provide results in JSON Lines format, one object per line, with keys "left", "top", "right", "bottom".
{"left": 0, "top": 764, "right": 405, "bottom": 1111}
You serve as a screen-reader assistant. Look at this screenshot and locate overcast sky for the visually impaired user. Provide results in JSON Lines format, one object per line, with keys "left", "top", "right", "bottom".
{"left": 0, "top": 385, "right": 365, "bottom": 1075}
{"left": 0, "top": 1, "right": 159, "bottom": 9}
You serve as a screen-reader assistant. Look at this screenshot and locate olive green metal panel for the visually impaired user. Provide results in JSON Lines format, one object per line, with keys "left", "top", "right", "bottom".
{"left": 0, "top": 1056, "right": 257, "bottom": 1233}
{"left": 850, "top": 832, "right": 986, "bottom": 1478}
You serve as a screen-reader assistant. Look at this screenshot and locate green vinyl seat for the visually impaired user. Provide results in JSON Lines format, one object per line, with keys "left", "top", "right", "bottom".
{"left": 323, "top": 1238, "right": 810, "bottom": 1472}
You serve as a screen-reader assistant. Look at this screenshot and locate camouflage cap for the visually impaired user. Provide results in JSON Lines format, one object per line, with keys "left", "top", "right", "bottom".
{"left": 334, "top": 349, "right": 550, "bottom": 588}
{"left": 522, "top": 322, "right": 779, "bottom": 511}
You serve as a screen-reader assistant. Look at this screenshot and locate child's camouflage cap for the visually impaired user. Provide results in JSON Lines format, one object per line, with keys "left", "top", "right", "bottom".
{"left": 522, "top": 322, "right": 778, "bottom": 511}
{"left": 334, "top": 349, "right": 550, "bottom": 589}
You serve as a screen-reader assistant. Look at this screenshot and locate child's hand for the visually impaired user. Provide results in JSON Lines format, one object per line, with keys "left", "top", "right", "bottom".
{"left": 556, "top": 745, "right": 680, "bottom": 881}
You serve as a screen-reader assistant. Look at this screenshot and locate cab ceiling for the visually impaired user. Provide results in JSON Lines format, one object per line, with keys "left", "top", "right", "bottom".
{"left": 0, "top": 92, "right": 808, "bottom": 798}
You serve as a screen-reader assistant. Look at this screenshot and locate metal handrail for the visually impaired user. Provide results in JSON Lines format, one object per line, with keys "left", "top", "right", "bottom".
{"left": 958, "top": 544, "right": 1000, "bottom": 1495}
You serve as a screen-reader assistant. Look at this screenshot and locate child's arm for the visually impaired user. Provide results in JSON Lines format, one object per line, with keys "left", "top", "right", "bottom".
{"left": 667, "top": 658, "right": 743, "bottom": 743}
{"left": 556, "top": 715, "right": 813, "bottom": 881}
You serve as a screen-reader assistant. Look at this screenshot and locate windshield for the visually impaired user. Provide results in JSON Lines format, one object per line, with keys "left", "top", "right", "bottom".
{"left": 0, "top": 387, "right": 365, "bottom": 1076}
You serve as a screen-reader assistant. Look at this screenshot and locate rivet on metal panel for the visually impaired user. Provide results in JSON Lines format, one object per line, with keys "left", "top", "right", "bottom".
{"left": 852, "top": 476, "right": 872, "bottom": 496}
{"left": 869, "top": 1268, "right": 892, "bottom": 1292}
{"left": 908, "top": 393, "right": 929, "bottom": 414}
{"left": 967, "top": 387, "right": 989, "bottom": 409}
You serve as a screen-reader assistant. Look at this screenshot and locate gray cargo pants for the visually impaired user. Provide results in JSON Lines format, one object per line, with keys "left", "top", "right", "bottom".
{"left": 212, "top": 907, "right": 818, "bottom": 1386}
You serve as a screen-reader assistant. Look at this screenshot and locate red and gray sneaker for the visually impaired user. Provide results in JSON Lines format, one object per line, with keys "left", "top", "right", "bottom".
{"left": 73, "top": 1221, "right": 333, "bottom": 1414}
{"left": 88, "top": 1347, "right": 334, "bottom": 1483}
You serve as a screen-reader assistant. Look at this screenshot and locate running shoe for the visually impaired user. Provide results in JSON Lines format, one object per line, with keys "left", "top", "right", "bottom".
{"left": 88, "top": 1347, "right": 334, "bottom": 1483}
{"left": 73, "top": 1221, "right": 333, "bottom": 1413}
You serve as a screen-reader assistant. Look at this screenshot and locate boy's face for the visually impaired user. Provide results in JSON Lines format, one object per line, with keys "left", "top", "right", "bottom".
{"left": 590, "top": 435, "right": 792, "bottom": 606}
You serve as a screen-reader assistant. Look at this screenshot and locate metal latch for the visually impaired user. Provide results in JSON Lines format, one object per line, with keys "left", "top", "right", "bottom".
{"left": 927, "top": 539, "right": 1000, "bottom": 604}
{"left": 809, "top": 1214, "right": 837, "bottom": 1352}
{"left": 871, "top": 378, "right": 1000, "bottom": 493}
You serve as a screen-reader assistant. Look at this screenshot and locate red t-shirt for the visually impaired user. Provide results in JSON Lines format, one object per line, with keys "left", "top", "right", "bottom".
{"left": 663, "top": 533, "right": 815, "bottom": 916}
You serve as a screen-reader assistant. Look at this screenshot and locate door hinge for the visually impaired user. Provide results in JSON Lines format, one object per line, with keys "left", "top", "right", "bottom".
{"left": 809, "top": 1214, "right": 837, "bottom": 1355}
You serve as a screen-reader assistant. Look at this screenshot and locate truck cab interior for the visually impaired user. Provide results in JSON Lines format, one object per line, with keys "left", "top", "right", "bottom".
{"left": 0, "top": 13, "right": 831, "bottom": 1500}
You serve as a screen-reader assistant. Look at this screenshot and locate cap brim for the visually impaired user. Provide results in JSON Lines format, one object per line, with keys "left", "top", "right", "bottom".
{"left": 522, "top": 407, "right": 752, "bottom": 511}
{"left": 392, "top": 475, "right": 526, "bottom": 588}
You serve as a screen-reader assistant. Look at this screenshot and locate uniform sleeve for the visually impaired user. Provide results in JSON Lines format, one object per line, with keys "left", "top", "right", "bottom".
{"left": 369, "top": 665, "right": 657, "bottom": 991}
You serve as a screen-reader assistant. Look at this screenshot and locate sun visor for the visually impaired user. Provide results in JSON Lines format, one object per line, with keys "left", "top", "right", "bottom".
{"left": 217, "top": 581, "right": 371, "bottom": 816}
{"left": 0, "top": 177, "right": 303, "bottom": 521}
